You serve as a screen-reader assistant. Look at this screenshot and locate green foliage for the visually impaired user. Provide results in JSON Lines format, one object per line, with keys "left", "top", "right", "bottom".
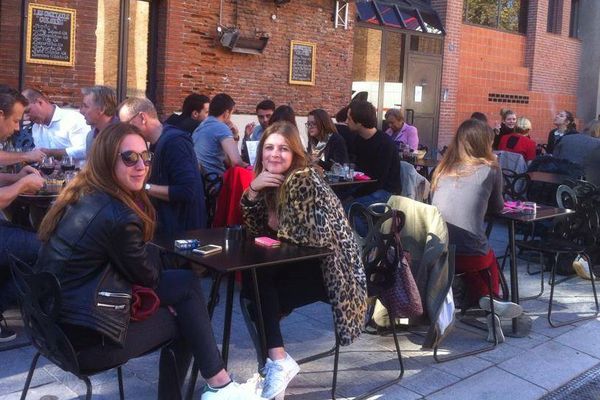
{"left": 463, "top": 0, "right": 523, "bottom": 33}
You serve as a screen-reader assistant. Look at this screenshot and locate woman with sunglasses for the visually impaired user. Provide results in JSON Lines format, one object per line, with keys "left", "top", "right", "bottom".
{"left": 35, "top": 123, "right": 261, "bottom": 399}
{"left": 306, "top": 108, "right": 349, "bottom": 170}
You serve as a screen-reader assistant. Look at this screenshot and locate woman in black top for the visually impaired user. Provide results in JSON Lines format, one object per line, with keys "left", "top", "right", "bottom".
{"left": 36, "top": 123, "right": 260, "bottom": 400}
{"left": 306, "top": 108, "right": 349, "bottom": 170}
{"left": 492, "top": 108, "right": 517, "bottom": 150}
{"left": 546, "top": 110, "right": 578, "bottom": 154}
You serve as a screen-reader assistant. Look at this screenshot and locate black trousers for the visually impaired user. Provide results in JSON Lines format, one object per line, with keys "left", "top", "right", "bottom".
{"left": 243, "top": 260, "right": 328, "bottom": 349}
{"left": 64, "top": 270, "right": 225, "bottom": 399}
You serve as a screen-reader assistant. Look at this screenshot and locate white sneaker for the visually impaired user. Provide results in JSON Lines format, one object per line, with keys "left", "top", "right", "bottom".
{"left": 261, "top": 354, "right": 300, "bottom": 399}
{"left": 479, "top": 297, "right": 523, "bottom": 319}
{"left": 201, "top": 381, "right": 265, "bottom": 400}
{"left": 486, "top": 313, "right": 505, "bottom": 343}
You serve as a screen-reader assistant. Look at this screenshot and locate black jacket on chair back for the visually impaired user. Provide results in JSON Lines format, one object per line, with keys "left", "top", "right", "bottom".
{"left": 35, "top": 191, "right": 160, "bottom": 346}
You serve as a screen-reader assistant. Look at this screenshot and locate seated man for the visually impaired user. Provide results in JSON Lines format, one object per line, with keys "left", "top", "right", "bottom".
{"left": 79, "top": 85, "right": 119, "bottom": 157}
{"left": 0, "top": 88, "right": 46, "bottom": 341}
{"left": 385, "top": 108, "right": 419, "bottom": 151}
{"left": 345, "top": 101, "right": 401, "bottom": 218}
{"left": 241, "top": 99, "right": 275, "bottom": 163}
{"left": 0, "top": 85, "right": 45, "bottom": 166}
{"left": 497, "top": 117, "right": 537, "bottom": 162}
{"left": 22, "top": 88, "right": 88, "bottom": 161}
{"left": 164, "top": 93, "right": 210, "bottom": 135}
{"left": 118, "top": 97, "right": 207, "bottom": 236}
{"left": 192, "top": 93, "right": 248, "bottom": 177}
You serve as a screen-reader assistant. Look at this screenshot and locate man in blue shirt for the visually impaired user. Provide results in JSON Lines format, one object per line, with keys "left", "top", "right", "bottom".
{"left": 241, "top": 99, "right": 275, "bottom": 163}
{"left": 118, "top": 97, "right": 206, "bottom": 236}
{"left": 192, "top": 93, "right": 248, "bottom": 177}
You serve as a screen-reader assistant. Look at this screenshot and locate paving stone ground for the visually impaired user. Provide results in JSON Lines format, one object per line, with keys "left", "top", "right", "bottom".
{"left": 2, "top": 223, "right": 599, "bottom": 399}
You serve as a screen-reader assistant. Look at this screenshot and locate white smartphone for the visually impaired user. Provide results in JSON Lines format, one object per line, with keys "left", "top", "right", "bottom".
{"left": 192, "top": 244, "right": 223, "bottom": 256}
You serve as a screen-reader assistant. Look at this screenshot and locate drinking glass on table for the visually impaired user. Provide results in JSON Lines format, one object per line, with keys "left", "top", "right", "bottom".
{"left": 61, "top": 156, "right": 76, "bottom": 173}
{"left": 40, "top": 156, "right": 55, "bottom": 177}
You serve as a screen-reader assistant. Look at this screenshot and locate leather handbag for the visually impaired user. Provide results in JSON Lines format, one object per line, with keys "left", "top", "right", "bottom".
{"left": 130, "top": 285, "right": 161, "bottom": 322}
{"left": 378, "top": 210, "right": 423, "bottom": 319}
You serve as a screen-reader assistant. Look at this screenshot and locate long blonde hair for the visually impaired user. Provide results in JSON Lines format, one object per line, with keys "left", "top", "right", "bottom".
{"left": 254, "top": 121, "right": 310, "bottom": 211}
{"left": 431, "top": 119, "right": 498, "bottom": 191}
{"left": 38, "top": 123, "right": 156, "bottom": 241}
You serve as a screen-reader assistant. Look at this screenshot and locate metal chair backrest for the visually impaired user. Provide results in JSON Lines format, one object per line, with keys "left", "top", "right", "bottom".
{"left": 502, "top": 168, "right": 531, "bottom": 201}
{"left": 9, "top": 255, "right": 80, "bottom": 375}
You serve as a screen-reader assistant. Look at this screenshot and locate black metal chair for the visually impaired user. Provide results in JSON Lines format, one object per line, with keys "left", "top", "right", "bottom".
{"left": 9, "top": 256, "right": 182, "bottom": 400}
{"left": 203, "top": 172, "right": 223, "bottom": 227}
{"left": 514, "top": 185, "right": 600, "bottom": 326}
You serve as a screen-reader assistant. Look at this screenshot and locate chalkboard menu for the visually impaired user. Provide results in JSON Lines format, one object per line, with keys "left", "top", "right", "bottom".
{"left": 26, "top": 4, "right": 76, "bottom": 67}
{"left": 289, "top": 41, "right": 316, "bottom": 86}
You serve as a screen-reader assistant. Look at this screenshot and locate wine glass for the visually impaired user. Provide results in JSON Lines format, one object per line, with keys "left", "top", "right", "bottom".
{"left": 61, "top": 156, "right": 75, "bottom": 173}
{"left": 40, "top": 156, "right": 55, "bottom": 177}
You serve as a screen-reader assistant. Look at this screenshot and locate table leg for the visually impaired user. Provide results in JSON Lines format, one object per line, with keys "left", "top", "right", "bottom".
{"left": 250, "top": 268, "right": 267, "bottom": 368}
{"left": 505, "top": 220, "right": 532, "bottom": 337}
{"left": 207, "top": 274, "right": 223, "bottom": 318}
{"left": 221, "top": 274, "right": 235, "bottom": 369}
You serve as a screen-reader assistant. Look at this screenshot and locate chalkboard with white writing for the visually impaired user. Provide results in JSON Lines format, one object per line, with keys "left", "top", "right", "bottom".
{"left": 289, "top": 41, "right": 316, "bottom": 85}
{"left": 26, "top": 4, "right": 76, "bottom": 67}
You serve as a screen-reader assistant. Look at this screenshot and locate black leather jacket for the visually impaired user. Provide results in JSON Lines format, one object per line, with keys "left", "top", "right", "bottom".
{"left": 36, "top": 191, "right": 160, "bottom": 346}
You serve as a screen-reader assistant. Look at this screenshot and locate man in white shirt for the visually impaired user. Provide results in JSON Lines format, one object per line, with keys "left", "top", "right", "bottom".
{"left": 22, "top": 88, "right": 88, "bottom": 161}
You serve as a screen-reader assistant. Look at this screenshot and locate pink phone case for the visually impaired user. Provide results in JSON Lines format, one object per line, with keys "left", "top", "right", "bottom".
{"left": 255, "top": 236, "right": 281, "bottom": 247}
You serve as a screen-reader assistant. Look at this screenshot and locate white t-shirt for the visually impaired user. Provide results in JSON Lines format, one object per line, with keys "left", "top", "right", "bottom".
{"left": 32, "top": 105, "right": 88, "bottom": 160}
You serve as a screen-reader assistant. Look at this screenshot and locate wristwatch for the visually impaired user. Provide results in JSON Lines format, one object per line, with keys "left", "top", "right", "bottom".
{"left": 144, "top": 183, "right": 152, "bottom": 191}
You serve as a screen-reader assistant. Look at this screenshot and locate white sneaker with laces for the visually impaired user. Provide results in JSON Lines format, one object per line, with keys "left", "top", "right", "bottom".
{"left": 479, "top": 297, "right": 523, "bottom": 319}
{"left": 261, "top": 354, "right": 300, "bottom": 399}
{"left": 201, "top": 381, "right": 265, "bottom": 400}
{"left": 486, "top": 313, "right": 505, "bottom": 343}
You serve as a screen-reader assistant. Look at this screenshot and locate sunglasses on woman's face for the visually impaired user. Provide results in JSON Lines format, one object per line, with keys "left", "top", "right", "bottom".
{"left": 119, "top": 150, "right": 153, "bottom": 167}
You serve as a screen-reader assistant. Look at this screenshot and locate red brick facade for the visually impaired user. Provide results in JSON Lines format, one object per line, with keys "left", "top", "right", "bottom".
{"left": 433, "top": 0, "right": 581, "bottom": 145}
{"left": 1, "top": 0, "right": 584, "bottom": 148}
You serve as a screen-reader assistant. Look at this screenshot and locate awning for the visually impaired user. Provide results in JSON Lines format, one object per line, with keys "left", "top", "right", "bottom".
{"left": 355, "top": 0, "right": 445, "bottom": 35}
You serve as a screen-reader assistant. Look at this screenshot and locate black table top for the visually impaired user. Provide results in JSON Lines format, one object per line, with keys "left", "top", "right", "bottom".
{"left": 152, "top": 228, "right": 333, "bottom": 273}
{"left": 495, "top": 204, "right": 574, "bottom": 222}
{"left": 327, "top": 178, "right": 377, "bottom": 188}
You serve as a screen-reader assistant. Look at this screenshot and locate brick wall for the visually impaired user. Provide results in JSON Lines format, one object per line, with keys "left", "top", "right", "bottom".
{"left": 0, "top": 1, "right": 97, "bottom": 106}
{"left": 155, "top": 0, "right": 355, "bottom": 118}
{"left": 435, "top": 0, "right": 581, "bottom": 146}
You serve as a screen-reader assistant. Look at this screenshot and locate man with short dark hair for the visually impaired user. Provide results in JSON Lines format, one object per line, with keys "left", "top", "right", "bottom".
{"left": 192, "top": 93, "right": 248, "bottom": 177}
{"left": 241, "top": 99, "right": 275, "bottom": 163}
{"left": 80, "top": 85, "right": 118, "bottom": 157}
{"left": 22, "top": 88, "right": 88, "bottom": 161}
{"left": 0, "top": 87, "right": 46, "bottom": 342}
{"left": 164, "top": 93, "right": 210, "bottom": 134}
{"left": 346, "top": 101, "right": 401, "bottom": 211}
{"left": 119, "top": 97, "right": 206, "bottom": 236}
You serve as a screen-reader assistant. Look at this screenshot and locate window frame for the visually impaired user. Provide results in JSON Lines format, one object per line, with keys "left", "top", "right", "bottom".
{"left": 462, "top": 0, "right": 528, "bottom": 34}
{"left": 569, "top": 0, "right": 580, "bottom": 38}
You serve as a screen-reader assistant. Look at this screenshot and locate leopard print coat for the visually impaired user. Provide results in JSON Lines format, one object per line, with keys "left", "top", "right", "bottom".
{"left": 241, "top": 167, "right": 367, "bottom": 346}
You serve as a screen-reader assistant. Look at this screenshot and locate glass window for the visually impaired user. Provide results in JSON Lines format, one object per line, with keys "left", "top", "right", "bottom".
{"left": 547, "top": 0, "right": 563, "bottom": 34}
{"left": 569, "top": 0, "right": 580, "bottom": 38}
{"left": 463, "top": 0, "right": 528, "bottom": 33}
{"left": 352, "top": 27, "right": 382, "bottom": 109}
{"left": 126, "top": 0, "right": 149, "bottom": 98}
{"left": 383, "top": 31, "right": 405, "bottom": 111}
{"left": 95, "top": 0, "right": 119, "bottom": 89}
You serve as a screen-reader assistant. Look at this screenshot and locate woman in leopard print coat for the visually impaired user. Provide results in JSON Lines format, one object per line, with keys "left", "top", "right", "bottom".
{"left": 241, "top": 121, "right": 366, "bottom": 399}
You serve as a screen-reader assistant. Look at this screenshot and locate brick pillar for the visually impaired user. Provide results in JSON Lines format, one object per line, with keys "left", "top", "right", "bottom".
{"left": 431, "top": 0, "right": 463, "bottom": 146}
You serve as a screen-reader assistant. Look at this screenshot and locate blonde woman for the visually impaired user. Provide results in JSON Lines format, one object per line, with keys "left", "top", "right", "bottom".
{"left": 431, "top": 119, "right": 522, "bottom": 342}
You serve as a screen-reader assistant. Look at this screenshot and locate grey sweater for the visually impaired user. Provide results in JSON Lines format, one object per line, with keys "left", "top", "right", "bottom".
{"left": 432, "top": 164, "right": 504, "bottom": 255}
{"left": 554, "top": 134, "right": 600, "bottom": 167}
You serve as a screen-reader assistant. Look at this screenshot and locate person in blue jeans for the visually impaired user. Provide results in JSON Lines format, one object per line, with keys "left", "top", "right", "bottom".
{"left": 35, "top": 123, "right": 260, "bottom": 399}
{"left": 0, "top": 87, "right": 46, "bottom": 342}
{"left": 343, "top": 101, "right": 402, "bottom": 234}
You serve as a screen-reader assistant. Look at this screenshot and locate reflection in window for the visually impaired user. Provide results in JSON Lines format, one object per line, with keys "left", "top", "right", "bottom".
{"left": 463, "top": 0, "right": 528, "bottom": 33}
{"left": 569, "top": 0, "right": 579, "bottom": 38}
{"left": 383, "top": 32, "right": 405, "bottom": 111}
{"left": 95, "top": 0, "right": 119, "bottom": 89}
{"left": 126, "top": 0, "right": 149, "bottom": 98}
{"left": 352, "top": 27, "right": 382, "bottom": 108}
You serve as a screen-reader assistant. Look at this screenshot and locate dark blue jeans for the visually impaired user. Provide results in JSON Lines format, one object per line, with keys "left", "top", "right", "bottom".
{"left": 343, "top": 189, "right": 392, "bottom": 236}
{"left": 0, "top": 221, "right": 40, "bottom": 312}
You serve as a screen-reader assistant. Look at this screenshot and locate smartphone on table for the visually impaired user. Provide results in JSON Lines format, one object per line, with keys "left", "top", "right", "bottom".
{"left": 192, "top": 244, "right": 223, "bottom": 256}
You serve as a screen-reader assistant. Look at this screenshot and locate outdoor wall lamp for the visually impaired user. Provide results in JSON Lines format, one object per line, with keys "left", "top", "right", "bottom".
{"left": 217, "top": 26, "right": 269, "bottom": 55}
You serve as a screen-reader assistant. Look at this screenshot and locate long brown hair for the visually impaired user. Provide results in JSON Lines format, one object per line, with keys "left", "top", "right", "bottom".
{"left": 38, "top": 123, "right": 156, "bottom": 241}
{"left": 254, "top": 121, "right": 310, "bottom": 210}
{"left": 431, "top": 119, "right": 498, "bottom": 191}
{"left": 307, "top": 108, "right": 338, "bottom": 144}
